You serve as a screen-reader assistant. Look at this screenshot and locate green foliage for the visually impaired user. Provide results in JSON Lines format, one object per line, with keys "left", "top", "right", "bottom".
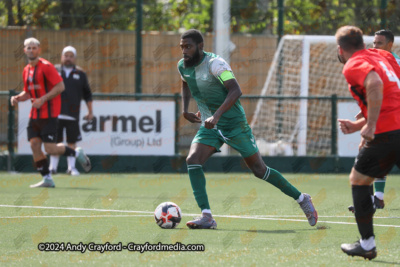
{"left": 0, "top": 0, "right": 399, "bottom": 35}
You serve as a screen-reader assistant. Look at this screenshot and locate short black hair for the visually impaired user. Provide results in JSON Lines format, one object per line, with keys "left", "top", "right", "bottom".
{"left": 375, "top": 29, "right": 394, "bottom": 43}
{"left": 181, "top": 29, "right": 204, "bottom": 45}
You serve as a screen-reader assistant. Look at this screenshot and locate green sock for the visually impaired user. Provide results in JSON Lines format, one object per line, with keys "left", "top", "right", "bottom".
{"left": 262, "top": 167, "right": 301, "bottom": 200}
{"left": 374, "top": 178, "right": 386, "bottom": 194}
{"left": 187, "top": 165, "right": 210, "bottom": 210}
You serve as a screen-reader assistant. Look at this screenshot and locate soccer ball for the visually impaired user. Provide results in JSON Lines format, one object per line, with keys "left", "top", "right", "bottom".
{"left": 154, "top": 202, "right": 182, "bottom": 229}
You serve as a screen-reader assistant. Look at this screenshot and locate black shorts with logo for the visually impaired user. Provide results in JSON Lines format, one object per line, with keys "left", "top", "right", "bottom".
{"left": 56, "top": 119, "right": 82, "bottom": 143}
{"left": 354, "top": 130, "right": 400, "bottom": 178}
{"left": 27, "top": 118, "right": 58, "bottom": 143}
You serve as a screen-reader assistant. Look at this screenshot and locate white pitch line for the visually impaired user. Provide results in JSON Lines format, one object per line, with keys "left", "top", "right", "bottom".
{"left": 0, "top": 214, "right": 152, "bottom": 219}
{"left": 1, "top": 204, "right": 399, "bottom": 228}
{"left": 0, "top": 204, "right": 398, "bottom": 219}
{"left": 0, "top": 204, "right": 153, "bottom": 214}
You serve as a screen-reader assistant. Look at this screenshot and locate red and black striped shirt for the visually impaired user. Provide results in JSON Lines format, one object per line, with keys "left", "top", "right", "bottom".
{"left": 23, "top": 58, "right": 63, "bottom": 119}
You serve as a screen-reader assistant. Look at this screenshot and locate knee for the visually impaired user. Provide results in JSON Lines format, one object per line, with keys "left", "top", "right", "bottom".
{"left": 44, "top": 144, "right": 56, "bottom": 154}
{"left": 186, "top": 155, "right": 198, "bottom": 166}
{"left": 253, "top": 165, "right": 267, "bottom": 179}
{"left": 349, "top": 170, "right": 373, "bottom": 186}
{"left": 30, "top": 139, "right": 41, "bottom": 151}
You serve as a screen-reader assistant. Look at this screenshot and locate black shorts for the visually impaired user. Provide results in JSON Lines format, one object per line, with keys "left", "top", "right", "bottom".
{"left": 27, "top": 118, "right": 58, "bottom": 143}
{"left": 56, "top": 119, "right": 82, "bottom": 143}
{"left": 354, "top": 130, "right": 400, "bottom": 178}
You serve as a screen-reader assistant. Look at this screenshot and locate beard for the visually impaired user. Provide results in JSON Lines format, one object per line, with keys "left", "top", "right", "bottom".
{"left": 63, "top": 61, "right": 74, "bottom": 67}
{"left": 28, "top": 55, "right": 38, "bottom": 61}
{"left": 337, "top": 52, "right": 346, "bottom": 64}
{"left": 184, "top": 48, "right": 201, "bottom": 68}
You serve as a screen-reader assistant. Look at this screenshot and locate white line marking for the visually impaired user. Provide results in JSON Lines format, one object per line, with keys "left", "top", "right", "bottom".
{"left": 0, "top": 204, "right": 399, "bottom": 228}
{"left": 0, "top": 215, "right": 152, "bottom": 219}
{"left": 0, "top": 204, "right": 153, "bottom": 214}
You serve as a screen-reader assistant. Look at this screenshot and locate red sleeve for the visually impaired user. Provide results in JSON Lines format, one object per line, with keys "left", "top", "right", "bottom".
{"left": 22, "top": 68, "right": 28, "bottom": 93}
{"left": 43, "top": 63, "right": 63, "bottom": 89}
{"left": 343, "top": 59, "right": 375, "bottom": 88}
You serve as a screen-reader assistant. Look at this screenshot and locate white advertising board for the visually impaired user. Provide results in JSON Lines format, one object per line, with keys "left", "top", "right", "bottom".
{"left": 338, "top": 102, "right": 361, "bottom": 157}
{"left": 17, "top": 100, "right": 175, "bottom": 155}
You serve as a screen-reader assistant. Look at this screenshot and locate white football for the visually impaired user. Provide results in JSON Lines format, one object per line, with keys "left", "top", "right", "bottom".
{"left": 154, "top": 202, "right": 182, "bottom": 229}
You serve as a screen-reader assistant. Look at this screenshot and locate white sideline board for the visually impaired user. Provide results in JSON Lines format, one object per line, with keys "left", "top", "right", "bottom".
{"left": 17, "top": 101, "right": 176, "bottom": 155}
{"left": 338, "top": 102, "right": 361, "bottom": 157}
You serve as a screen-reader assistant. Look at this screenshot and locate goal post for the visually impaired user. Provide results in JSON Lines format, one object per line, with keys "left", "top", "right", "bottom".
{"left": 251, "top": 35, "right": 400, "bottom": 157}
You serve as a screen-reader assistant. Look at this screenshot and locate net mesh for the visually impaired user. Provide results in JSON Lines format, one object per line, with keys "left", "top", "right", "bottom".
{"left": 251, "top": 36, "right": 400, "bottom": 156}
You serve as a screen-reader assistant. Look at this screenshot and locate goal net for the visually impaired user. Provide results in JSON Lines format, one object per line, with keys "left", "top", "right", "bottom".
{"left": 250, "top": 35, "right": 400, "bottom": 156}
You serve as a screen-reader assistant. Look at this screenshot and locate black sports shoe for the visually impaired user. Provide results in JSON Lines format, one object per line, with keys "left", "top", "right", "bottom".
{"left": 341, "top": 240, "right": 377, "bottom": 260}
{"left": 348, "top": 205, "right": 355, "bottom": 213}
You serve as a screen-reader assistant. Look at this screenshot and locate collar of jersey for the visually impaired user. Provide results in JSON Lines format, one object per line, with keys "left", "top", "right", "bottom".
{"left": 186, "top": 51, "right": 207, "bottom": 68}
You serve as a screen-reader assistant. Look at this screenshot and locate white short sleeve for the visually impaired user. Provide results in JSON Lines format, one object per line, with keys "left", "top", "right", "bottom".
{"left": 209, "top": 57, "right": 233, "bottom": 79}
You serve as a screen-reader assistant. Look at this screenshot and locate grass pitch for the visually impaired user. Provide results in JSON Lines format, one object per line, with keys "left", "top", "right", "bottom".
{"left": 0, "top": 172, "right": 399, "bottom": 266}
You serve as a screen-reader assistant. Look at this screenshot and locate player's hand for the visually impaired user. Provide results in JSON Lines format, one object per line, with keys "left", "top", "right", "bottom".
{"left": 204, "top": 115, "right": 219, "bottom": 129}
{"left": 358, "top": 138, "right": 366, "bottom": 151}
{"left": 355, "top": 111, "right": 364, "bottom": 120}
{"left": 338, "top": 119, "right": 358, "bottom": 134}
{"left": 10, "top": 96, "right": 19, "bottom": 106}
{"left": 84, "top": 113, "right": 94, "bottom": 121}
{"left": 32, "top": 98, "right": 45, "bottom": 109}
{"left": 360, "top": 124, "right": 375, "bottom": 142}
{"left": 183, "top": 111, "right": 201, "bottom": 123}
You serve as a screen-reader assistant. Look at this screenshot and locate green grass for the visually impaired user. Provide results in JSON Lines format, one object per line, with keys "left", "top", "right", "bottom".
{"left": 0, "top": 172, "right": 399, "bottom": 266}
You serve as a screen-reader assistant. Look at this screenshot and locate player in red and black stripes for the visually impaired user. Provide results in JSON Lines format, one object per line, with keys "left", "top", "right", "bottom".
{"left": 10, "top": 38, "right": 92, "bottom": 188}
{"left": 336, "top": 26, "right": 400, "bottom": 260}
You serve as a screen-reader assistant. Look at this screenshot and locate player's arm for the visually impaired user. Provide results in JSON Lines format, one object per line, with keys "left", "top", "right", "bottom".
{"left": 10, "top": 91, "right": 30, "bottom": 106}
{"left": 32, "top": 81, "right": 65, "bottom": 109}
{"left": 338, "top": 118, "right": 366, "bottom": 134}
{"left": 84, "top": 101, "right": 94, "bottom": 121}
{"left": 82, "top": 71, "right": 94, "bottom": 121}
{"left": 182, "top": 80, "right": 201, "bottom": 123}
{"left": 204, "top": 72, "right": 242, "bottom": 129}
{"left": 360, "top": 70, "right": 383, "bottom": 141}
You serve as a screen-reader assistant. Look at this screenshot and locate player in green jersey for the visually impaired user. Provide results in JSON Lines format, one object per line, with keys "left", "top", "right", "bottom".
{"left": 178, "top": 29, "right": 318, "bottom": 229}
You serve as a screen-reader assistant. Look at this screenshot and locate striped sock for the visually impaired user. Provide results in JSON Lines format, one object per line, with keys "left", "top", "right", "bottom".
{"left": 187, "top": 164, "right": 210, "bottom": 210}
{"left": 262, "top": 167, "right": 302, "bottom": 200}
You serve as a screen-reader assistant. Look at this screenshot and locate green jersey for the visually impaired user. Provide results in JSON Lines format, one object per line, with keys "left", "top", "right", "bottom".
{"left": 177, "top": 51, "right": 247, "bottom": 129}
{"left": 391, "top": 52, "right": 400, "bottom": 66}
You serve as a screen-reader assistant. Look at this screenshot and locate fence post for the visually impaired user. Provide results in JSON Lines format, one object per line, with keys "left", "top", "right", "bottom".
{"left": 331, "top": 94, "right": 338, "bottom": 156}
{"left": 174, "top": 93, "right": 180, "bottom": 156}
{"left": 8, "top": 89, "right": 16, "bottom": 171}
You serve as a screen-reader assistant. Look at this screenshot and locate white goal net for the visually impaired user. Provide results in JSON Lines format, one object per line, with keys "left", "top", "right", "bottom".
{"left": 250, "top": 35, "right": 400, "bottom": 156}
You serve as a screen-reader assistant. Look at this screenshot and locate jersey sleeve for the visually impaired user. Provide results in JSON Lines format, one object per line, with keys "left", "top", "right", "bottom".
{"left": 343, "top": 59, "right": 375, "bottom": 88}
{"left": 209, "top": 57, "right": 235, "bottom": 82}
{"left": 81, "top": 72, "right": 93, "bottom": 102}
{"left": 43, "top": 63, "right": 63, "bottom": 89}
{"left": 22, "top": 68, "right": 28, "bottom": 93}
{"left": 177, "top": 61, "right": 186, "bottom": 82}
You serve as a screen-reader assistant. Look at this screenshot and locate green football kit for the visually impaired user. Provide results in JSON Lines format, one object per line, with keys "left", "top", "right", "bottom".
{"left": 179, "top": 52, "right": 304, "bottom": 216}
{"left": 177, "top": 51, "right": 258, "bottom": 157}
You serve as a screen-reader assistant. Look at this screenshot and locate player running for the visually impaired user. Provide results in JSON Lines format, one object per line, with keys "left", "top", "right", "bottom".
{"left": 336, "top": 26, "right": 400, "bottom": 260}
{"left": 178, "top": 29, "right": 318, "bottom": 229}
{"left": 10, "top": 38, "right": 91, "bottom": 188}
{"left": 344, "top": 29, "right": 400, "bottom": 212}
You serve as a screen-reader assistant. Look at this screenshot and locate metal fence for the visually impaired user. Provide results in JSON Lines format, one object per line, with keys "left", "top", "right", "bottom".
{"left": 1, "top": 92, "right": 354, "bottom": 164}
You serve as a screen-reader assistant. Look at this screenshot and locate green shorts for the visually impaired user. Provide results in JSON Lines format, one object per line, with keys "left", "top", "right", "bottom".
{"left": 192, "top": 124, "right": 259, "bottom": 158}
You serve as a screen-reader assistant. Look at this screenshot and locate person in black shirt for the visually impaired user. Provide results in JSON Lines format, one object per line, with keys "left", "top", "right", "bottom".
{"left": 49, "top": 46, "right": 94, "bottom": 176}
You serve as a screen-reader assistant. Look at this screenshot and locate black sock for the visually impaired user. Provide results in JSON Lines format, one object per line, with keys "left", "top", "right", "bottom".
{"left": 352, "top": 185, "right": 374, "bottom": 240}
{"left": 35, "top": 158, "right": 50, "bottom": 177}
{"left": 64, "top": 146, "right": 76, "bottom": 157}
